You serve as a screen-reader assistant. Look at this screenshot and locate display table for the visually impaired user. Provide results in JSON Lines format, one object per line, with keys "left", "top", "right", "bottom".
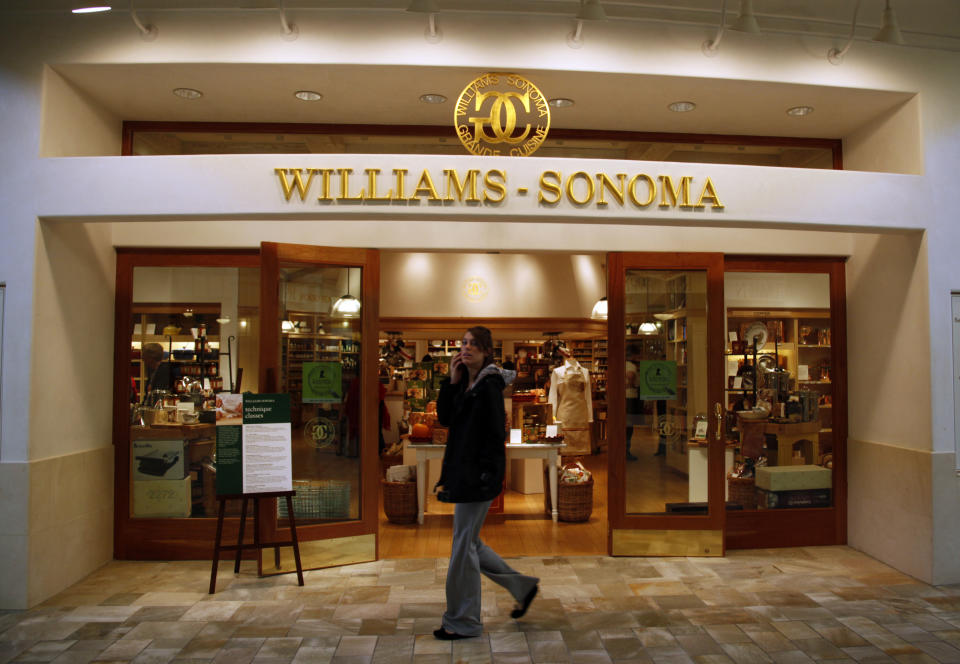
{"left": 763, "top": 421, "right": 820, "bottom": 465}
{"left": 407, "top": 442, "right": 565, "bottom": 524}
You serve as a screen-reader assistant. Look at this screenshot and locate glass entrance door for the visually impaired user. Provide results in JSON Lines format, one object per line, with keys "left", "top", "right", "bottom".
{"left": 608, "top": 253, "right": 726, "bottom": 556}
{"left": 258, "top": 242, "right": 380, "bottom": 571}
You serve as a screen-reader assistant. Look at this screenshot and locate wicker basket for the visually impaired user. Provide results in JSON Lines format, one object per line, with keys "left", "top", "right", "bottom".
{"left": 379, "top": 454, "right": 403, "bottom": 478}
{"left": 558, "top": 478, "right": 594, "bottom": 522}
{"left": 382, "top": 480, "right": 417, "bottom": 524}
{"left": 728, "top": 476, "right": 757, "bottom": 510}
{"left": 278, "top": 480, "right": 351, "bottom": 520}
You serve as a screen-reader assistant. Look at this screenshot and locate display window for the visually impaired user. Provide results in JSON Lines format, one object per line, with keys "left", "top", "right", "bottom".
{"left": 122, "top": 122, "right": 842, "bottom": 170}
{"left": 128, "top": 266, "right": 260, "bottom": 521}
{"left": 113, "top": 249, "right": 845, "bottom": 561}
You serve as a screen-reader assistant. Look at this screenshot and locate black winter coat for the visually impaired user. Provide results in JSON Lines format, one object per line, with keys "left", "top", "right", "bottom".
{"left": 434, "top": 367, "right": 507, "bottom": 503}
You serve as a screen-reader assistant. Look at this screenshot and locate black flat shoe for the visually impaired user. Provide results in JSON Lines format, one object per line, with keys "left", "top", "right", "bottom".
{"left": 511, "top": 584, "right": 538, "bottom": 619}
{"left": 433, "top": 627, "right": 473, "bottom": 640}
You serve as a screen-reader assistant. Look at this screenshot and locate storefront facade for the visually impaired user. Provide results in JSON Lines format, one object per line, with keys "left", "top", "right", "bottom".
{"left": 1, "top": 3, "right": 958, "bottom": 609}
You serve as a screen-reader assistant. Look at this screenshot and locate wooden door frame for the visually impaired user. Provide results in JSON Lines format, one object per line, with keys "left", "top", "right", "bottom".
{"left": 722, "top": 255, "right": 848, "bottom": 548}
{"left": 113, "top": 249, "right": 260, "bottom": 559}
{"left": 258, "top": 242, "right": 382, "bottom": 550}
{"left": 607, "top": 252, "right": 727, "bottom": 540}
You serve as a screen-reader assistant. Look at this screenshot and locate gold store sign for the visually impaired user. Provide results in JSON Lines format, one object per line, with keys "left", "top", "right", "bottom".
{"left": 455, "top": 73, "right": 550, "bottom": 157}
{"left": 273, "top": 167, "right": 724, "bottom": 210}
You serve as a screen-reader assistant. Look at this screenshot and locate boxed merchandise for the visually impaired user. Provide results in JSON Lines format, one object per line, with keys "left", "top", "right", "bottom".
{"left": 755, "top": 464, "right": 831, "bottom": 492}
{"left": 132, "top": 438, "right": 188, "bottom": 481}
{"left": 757, "top": 487, "right": 831, "bottom": 509}
{"left": 133, "top": 476, "right": 192, "bottom": 517}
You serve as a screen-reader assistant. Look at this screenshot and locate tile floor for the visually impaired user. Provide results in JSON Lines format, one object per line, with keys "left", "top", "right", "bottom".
{"left": 2, "top": 546, "right": 960, "bottom": 664}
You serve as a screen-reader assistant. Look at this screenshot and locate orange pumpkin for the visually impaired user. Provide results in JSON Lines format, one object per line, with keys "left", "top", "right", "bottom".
{"left": 411, "top": 423, "right": 430, "bottom": 439}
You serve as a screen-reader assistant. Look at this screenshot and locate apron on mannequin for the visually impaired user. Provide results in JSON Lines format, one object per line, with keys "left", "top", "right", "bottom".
{"left": 556, "top": 365, "right": 591, "bottom": 455}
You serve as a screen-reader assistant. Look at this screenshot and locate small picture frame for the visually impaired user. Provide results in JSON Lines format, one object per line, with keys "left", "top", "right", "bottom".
{"left": 694, "top": 419, "right": 709, "bottom": 439}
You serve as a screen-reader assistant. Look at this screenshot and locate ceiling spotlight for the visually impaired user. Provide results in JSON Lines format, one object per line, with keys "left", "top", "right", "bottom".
{"left": 419, "top": 93, "right": 447, "bottom": 104}
{"left": 72, "top": 5, "right": 111, "bottom": 13}
{"left": 874, "top": 0, "right": 904, "bottom": 45}
{"left": 548, "top": 98, "right": 575, "bottom": 108}
{"left": 786, "top": 105, "right": 814, "bottom": 117}
{"left": 173, "top": 87, "right": 203, "bottom": 100}
{"left": 730, "top": 0, "right": 760, "bottom": 34}
{"left": 668, "top": 101, "right": 696, "bottom": 112}
{"left": 294, "top": 90, "right": 323, "bottom": 101}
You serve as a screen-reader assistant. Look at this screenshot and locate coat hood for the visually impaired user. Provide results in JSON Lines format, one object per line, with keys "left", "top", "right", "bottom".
{"left": 473, "top": 363, "right": 516, "bottom": 388}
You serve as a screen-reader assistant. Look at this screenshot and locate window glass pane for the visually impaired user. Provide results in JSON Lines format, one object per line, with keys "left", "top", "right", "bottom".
{"left": 279, "top": 264, "right": 362, "bottom": 524}
{"left": 131, "top": 131, "right": 834, "bottom": 169}
{"left": 129, "top": 266, "right": 260, "bottom": 519}
{"left": 724, "top": 272, "right": 834, "bottom": 510}
{"left": 624, "top": 269, "right": 708, "bottom": 515}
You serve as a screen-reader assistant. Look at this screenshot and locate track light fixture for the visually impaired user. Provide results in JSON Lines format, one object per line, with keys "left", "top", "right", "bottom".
{"left": 829, "top": 0, "right": 904, "bottom": 65}
{"left": 278, "top": 0, "right": 298, "bottom": 41}
{"left": 703, "top": 0, "right": 760, "bottom": 56}
{"left": 827, "top": 0, "right": 862, "bottom": 64}
{"left": 730, "top": 0, "right": 760, "bottom": 34}
{"left": 702, "top": 0, "right": 728, "bottom": 56}
{"left": 130, "top": 9, "right": 157, "bottom": 41}
{"left": 407, "top": 0, "right": 442, "bottom": 43}
{"left": 874, "top": 0, "right": 904, "bottom": 45}
{"left": 567, "top": 0, "right": 607, "bottom": 49}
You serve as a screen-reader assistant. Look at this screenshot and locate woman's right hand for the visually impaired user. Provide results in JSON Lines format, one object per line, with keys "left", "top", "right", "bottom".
{"left": 449, "top": 352, "right": 463, "bottom": 384}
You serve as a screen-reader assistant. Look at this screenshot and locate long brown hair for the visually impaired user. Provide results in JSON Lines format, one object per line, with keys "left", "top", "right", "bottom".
{"left": 466, "top": 325, "right": 495, "bottom": 369}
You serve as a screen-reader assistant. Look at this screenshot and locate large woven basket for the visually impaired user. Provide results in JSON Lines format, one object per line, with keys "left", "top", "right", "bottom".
{"left": 382, "top": 480, "right": 417, "bottom": 524}
{"left": 728, "top": 476, "right": 757, "bottom": 510}
{"left": 558, "top": 478, "right": 594, "bottom": 522}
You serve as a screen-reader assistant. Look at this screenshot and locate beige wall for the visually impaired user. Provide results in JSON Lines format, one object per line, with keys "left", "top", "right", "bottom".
{"left": 844, "top": 96, "right": 923, "bottom": 175}
{"left": 40, "top": 67, "right": 121, "bottom": 158}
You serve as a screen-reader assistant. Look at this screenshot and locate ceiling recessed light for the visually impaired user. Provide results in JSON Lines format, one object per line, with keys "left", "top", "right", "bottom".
{"left": 419, "top": 93, "right": 447, "bottom": 104}
{"left": 786, "top": 105, "right": 814, "bottom": 117}
{"left": 668, "top": 101, "right": 697, "bottom": 112}
{"left": 294, "top": 90, "right": 322, "bottom": 102}
{"left": 72, "top": 5, "right": 111, "bottom": 13}
{"left": 548, "top": 98, "right": 575, "bottom": 108}
{"left": 172, "top": 87, "right": 203, "bottom": 100}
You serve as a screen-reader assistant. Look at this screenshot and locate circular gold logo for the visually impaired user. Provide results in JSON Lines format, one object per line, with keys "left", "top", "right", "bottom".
{"left": 454, "top": 73, "right": 550, "bottom": 157}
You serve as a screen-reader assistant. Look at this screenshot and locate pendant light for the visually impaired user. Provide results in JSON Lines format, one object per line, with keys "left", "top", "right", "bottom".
{"left": 590, "top": 296, "right": 608, "bottom": 320}
{"left": 332, "top": 268, "right": 361, "bottom": 318}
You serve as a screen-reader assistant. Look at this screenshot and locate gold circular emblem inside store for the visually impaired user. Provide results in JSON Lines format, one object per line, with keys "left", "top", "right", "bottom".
{"left": 454, "top": 73, "right": 550, "bottom": 157}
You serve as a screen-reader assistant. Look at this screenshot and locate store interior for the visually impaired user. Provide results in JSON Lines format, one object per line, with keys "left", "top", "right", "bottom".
{"left": 124, "top": 251, "right": 836, "bottom": 557}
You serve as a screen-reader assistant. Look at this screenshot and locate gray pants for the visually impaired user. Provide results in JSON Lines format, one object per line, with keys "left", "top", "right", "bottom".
{"left": 442, "top": 500, "right": 540, "bottom": 636}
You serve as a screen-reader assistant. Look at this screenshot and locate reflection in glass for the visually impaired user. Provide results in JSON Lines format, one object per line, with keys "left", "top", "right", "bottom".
{"left": 624, "top": 270, "right": 707, "bottom": 515}
{"left": 724, "top": 272, "right": 833, "bottom": 510}
{"left": 279, "top": 265, "right": 362, "bottom": 525}
{"left": 129, "top": 266, "right": 260, "bottom": 519}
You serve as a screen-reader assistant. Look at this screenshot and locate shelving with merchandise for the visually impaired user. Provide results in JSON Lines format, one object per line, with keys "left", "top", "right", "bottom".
{"left": 724, "top": 308, "right": 833, "bottom": 462}
{"left": 130, "top": 304, "right": 225, "bottom": 396}
{"left": 282, "top": 310, "right": 361, "bottom": 426}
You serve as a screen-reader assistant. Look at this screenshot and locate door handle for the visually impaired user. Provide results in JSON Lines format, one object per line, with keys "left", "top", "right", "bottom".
{"left": 714, "top": 402, "right": 723, "bottom": 441}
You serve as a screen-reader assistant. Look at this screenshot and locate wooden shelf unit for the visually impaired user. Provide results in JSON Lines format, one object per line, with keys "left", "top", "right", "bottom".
{"left": 724, "top": 308, "right": 833, "bottom": 461}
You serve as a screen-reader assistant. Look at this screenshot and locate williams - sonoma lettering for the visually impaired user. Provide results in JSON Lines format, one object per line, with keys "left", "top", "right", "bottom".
{"left": 274, "top": 167, "right": 724, "bottom": 210}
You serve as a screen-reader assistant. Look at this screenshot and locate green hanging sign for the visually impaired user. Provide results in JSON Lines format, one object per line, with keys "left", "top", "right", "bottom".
{"left": 302, "top": 361, "right": 342, "bottom": 404}
{"left": 636, "top": 360, "right": 678, "bottom": 400}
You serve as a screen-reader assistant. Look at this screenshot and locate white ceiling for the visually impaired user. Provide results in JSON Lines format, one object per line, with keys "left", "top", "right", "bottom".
{"left": 20, "top": 1, "right": 953, "bottom": 141}
{"left": 58, "top": 62, "right": 913, "bottom": 140}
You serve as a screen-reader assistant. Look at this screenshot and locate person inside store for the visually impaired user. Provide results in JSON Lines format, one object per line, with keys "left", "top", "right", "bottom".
{"left": 432, "top": 325, "right": 539, "bottom": 640}
{"left": 625, "top": 343, "right": 641, "bottom": 461}
{"left": 141, "top": 342, "right": 177, "bottom": 399}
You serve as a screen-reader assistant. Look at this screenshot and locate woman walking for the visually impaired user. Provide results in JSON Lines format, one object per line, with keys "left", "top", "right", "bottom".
{"left": 433, "top": 325, "right": 540, "bottom": 640}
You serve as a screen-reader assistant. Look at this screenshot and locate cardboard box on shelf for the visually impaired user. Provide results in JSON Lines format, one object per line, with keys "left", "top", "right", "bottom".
{"left": 133, "top": 476, "right": 192, "bottom": 517}
{"left": 132, "top": 439, "right": 188, "bottom": 481}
